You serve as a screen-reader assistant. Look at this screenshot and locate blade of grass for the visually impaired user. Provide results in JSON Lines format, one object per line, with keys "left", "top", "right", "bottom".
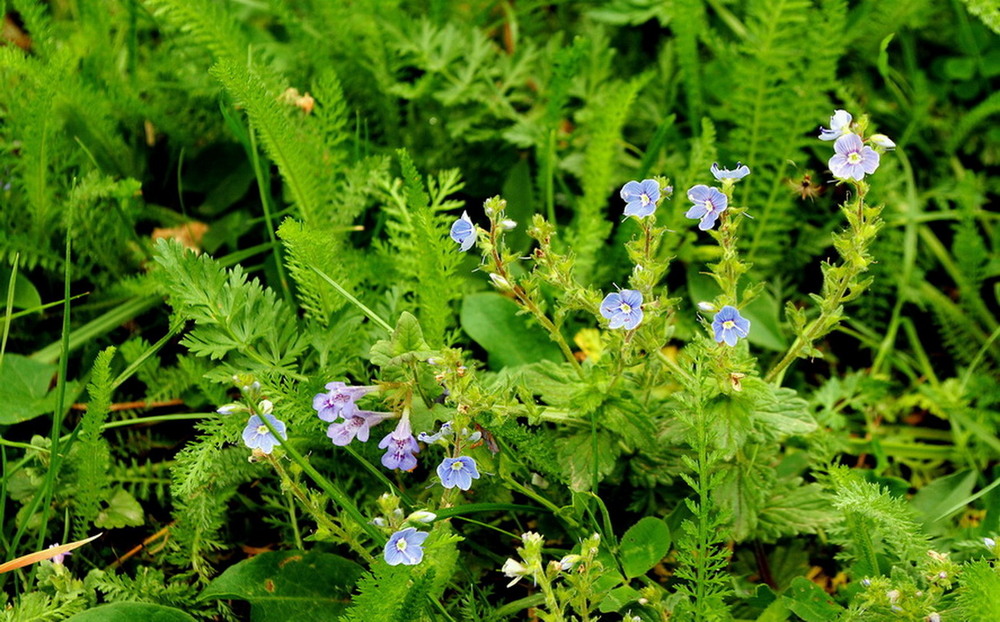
{"left": 0, "top": 253, "right": 18, "bottom": 369}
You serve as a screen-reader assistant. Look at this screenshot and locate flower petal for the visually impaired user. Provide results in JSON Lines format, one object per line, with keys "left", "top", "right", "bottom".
{"left": 687, "top": 184, "right": 712, "bottom": 203}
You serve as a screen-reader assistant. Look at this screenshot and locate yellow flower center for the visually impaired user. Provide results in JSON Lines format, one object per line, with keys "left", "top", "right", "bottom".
{"left": 619, "top": 303, "right": 632, "bottom": 313}
{"left": 256, "top": 425, "right": 269, "bottom": 435}
{"left": 847, "top": 152, "right": 862, "bottom": 164}
{"left": 640, "top": 193, "right": 651, "bottom": 206}
{"left": 450, "top": 461, "right": 465, "bottom": 471}
{"left": 723, "top": 320, "right": 736, "bottom": 330}
{"left": 396, "top": 539, "right": 408, "bottom": 552}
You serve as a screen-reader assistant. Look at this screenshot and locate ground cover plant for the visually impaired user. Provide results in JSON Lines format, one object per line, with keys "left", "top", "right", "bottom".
{"left": 0, "top": 0, "right": 998, "bottom": 620}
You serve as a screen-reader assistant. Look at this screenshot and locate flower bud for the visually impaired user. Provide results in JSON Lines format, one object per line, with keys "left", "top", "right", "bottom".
{"left": 985, "top": 537, "right": 996, "bottom": 550}
{"left": 500, "top": 219, "right": 517, "bottom": 230}
{"left": 258, "top": 400, "right": 273, "bottom": 415}
{"left": 558, "top": 554, "right": 581, "bottom": 570}
{"left": 407, "top": 510, "right": 437, "bottom": 524}
{"left": 216, "top": 403, "right": 242, "bottom": 416}
{"left": 697, "top": 301, "right": 716, "bottom": 312}
{"left": 489, "top": 273, "right": 511, "bottom": 290}
{"left": 869, "top": 134, "right": 896, "bottom": 150}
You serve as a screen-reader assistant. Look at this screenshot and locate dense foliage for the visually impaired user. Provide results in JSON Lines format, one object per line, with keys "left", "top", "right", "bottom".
{"left": 0, "top": 1, "right": 998, "bottom": 620}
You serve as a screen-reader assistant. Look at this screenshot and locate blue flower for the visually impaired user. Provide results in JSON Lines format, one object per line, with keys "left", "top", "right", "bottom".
{"left": 312, "top": 381, "right": 375, "bottom": 423}
{"left": 327, "top": 411, "right": 392, "bottom": 446}
{"left": 712, "top": 305, "right": 751, "bottom": 347}
{"left": 620, "top": 179, "right": 661, "bottom": 217}
{"left": 600, "top": 289, "right": 643, "bottom": 330}
{"left": 828, "top": 133, "right": 879, "bottom": 181}
{"left": 384, "top": 527, "right": 429, "bottom": 566}
{"left": 685, "top": 185, "right": 728, "bottom": 230}
{"left": 378, "top": 417, "right": 420, "bottom": 471}
{"left": 437, "top": 456, "right": 480, "bottom": 490}
{"left": 818, "top": 109, "right": 853, "bottom": 141}
{"left": 450, "top": 211, "right": 476, "bottom": 251}
{"left": 242, "top": 414, "right": 288, "bottom": 454}
{"left": 711, "top": 162, "right": 750, "bottom": 181}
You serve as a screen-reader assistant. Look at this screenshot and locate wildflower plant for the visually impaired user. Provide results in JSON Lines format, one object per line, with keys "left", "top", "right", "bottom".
{"left": 0, "top": 3, "right": 993, "bottom": 620}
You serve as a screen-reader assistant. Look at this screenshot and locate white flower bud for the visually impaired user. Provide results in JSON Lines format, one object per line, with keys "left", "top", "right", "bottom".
{"left": 489, "top": 273, "right": 511, "bottom": 290}
{"left": 258, "top": 400, "right": 273, "bottom": 415}
{"left": 370, "top": 517, "right": 387, "bottom": 527}
{"left": 886, "top": 589, "right": 900, "bottom": 604}
{"left": 500, "top": 219, "right": 517, "bottom": 230}
{"left": 869, "top": 134, "right": 896, "bottom": 150}
{"left": 407, "top": 510, "right": 437, "bottom": 524}
{"left": 985, "top": 537, "right": 996, "bottom": 549}
{"left": 558, "top": 554, "right": 581, "bottom": 570}
{"left": 697, "top": 301, "right": 716, "bottom": 312}
{"left": 216, "top": 403, "right": 241, "bottom": 415}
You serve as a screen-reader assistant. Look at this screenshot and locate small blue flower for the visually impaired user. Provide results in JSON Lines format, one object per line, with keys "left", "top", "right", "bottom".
{"left": 437, "top": 456, "right": 480, "bottom": 490}
{"left": 312, "top": 382, "right": 375, "bottom": 423}
{"left": 620, "top": 179, "right": 661, "bottom": 217}
{"left": 384, "top": 527, "right": 429, "bottom": 566}
{"left": 378, "top": 417, "right": 420, "bottom": 471}
{"left": 828, "top": 133, "right": 879, "bottom": 181}
{"left": 711, "top": 162, "right": 750, "bottom": 181}
{"left": 450, "top": 211, "right": 476, "bottom": 252}
{"left": 327, "top": 411, "right": 391, "bottom": 446}
{"left": 242, "top": 414, "right": 288, "bottom": 454}
{"left": 685, "top": 185, "right": 728, "bottom": 230}
{"left": 600, "top": 289, "right": 643, "bottom": 330}
{"left": 819, "top": 109, "right": 853, "bottom": 141}
{"left": 712, "top": 305, "right": 751, "bottom": 347}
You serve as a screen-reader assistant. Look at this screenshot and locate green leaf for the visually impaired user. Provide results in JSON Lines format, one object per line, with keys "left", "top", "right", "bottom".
{"left": 911, "top": 469, "right": 977, "bottom": 531}
{"left": 460, "top": 293, "right": 562, "bottom": 369}
{"left": 0, "top": 354, "right": 60, "bottom": 424}
{"left": 370, "top": 311, "right": 437, "bottom": 370}
{"left": 201, "top": 550, "right": 365, "bottom": 621}
{"left": 95, "top": 488, "right": 144, "bottom": 529}
{"left": 66, "top": 603, "right": 197, "bottom": 622}
{"left": 599, "top": 585, "right": 641, "bottom": 614}
{"left": 781, "top": 577, "right": 844, "bottom": 622}
{"left": 556, "top": 432, "right": 619, "bottom": 492}
{"left": 0, "top": 269, "right": 42, "bottom": 309}
{"left": 619, "top": 517, "right": 671, "bottom": 578}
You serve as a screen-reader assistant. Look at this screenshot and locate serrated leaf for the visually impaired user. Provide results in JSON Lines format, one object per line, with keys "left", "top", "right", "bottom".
{"left": 201, "top": 550, "right": 365, "bottom": 621}
{"left": 619, "top": 517, "right": 671, "bottom": 578}
{"left": 66, "top": 603, "right": 197, "bottom": 622}
{"left": 557, "top": 433, "right": 619, "bottom": 492}
{"left": 95, "top": 488, "right": 144, "bottom": 529}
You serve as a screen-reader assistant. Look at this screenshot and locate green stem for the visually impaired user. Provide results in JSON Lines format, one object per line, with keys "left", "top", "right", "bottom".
{"left": 259, "top": 416, "right": 384, "bottom": 544}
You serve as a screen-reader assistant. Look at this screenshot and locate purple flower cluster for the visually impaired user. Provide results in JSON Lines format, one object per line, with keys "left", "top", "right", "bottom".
{"left": 312, "top": 382, "right": 392, "bottom": 447}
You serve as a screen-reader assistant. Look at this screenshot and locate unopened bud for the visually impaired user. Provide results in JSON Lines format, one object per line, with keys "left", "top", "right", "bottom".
{"left": 407, "top": 510, "right": 437, "bottom": 524}
{"left": 869, "top": 134, "right": 895, "bottom": 150}
{"left": 489, "top": 273, "right": 511, "bottom": 290}
{"left": 697, "top": 301, "right": 716, "bottom": 312}
{"left": 258, "top": 400, "right": 273, "bottom": 415}
{"left": 500, "top": 219, "right": 517, "bottom": 230}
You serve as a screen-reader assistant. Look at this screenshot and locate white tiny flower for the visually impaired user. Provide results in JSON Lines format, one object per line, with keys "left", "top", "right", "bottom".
{"left": 501, "top": 558, "right": 529, "bottom": 587}
{"left": 558, "top": 554, "right": 581, "bottom": 570}
{"left": 258, "top": 400, "right": 273, "bottom": 415}
{"left": 500, "top": 219, "right": 517, "bottom": 230}
{"left": 984, "top": 537, "right": 996, "bottom": 549}
{"left": 370, "top": 517, "right": 387, "bottom": 527}
{"left": 927, "top": 612, "right": 941, "bottom": 622}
